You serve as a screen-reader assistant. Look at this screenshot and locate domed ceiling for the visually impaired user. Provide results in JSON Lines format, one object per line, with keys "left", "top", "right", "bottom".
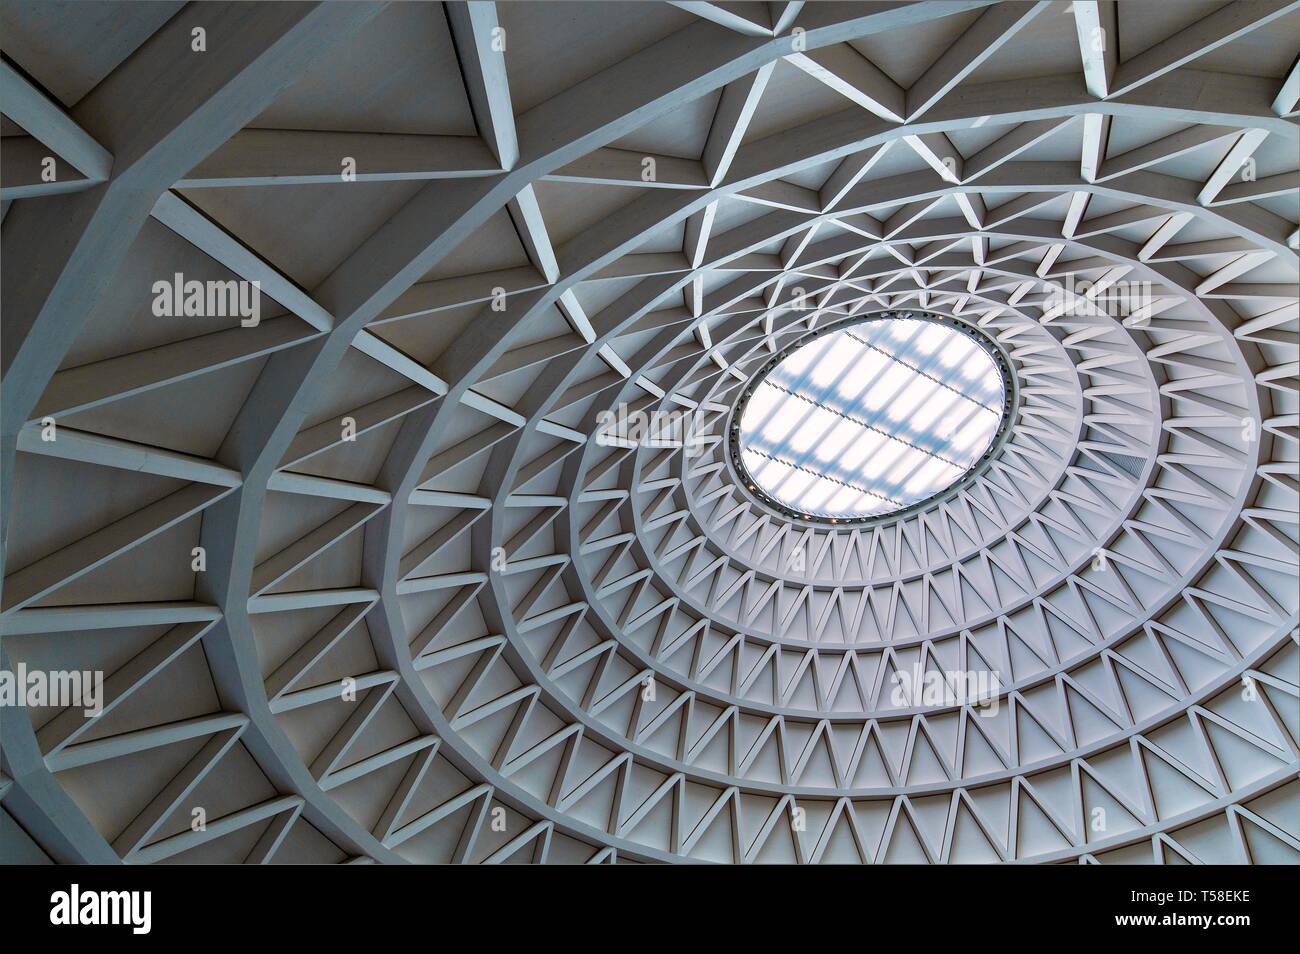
{"left": 1, "top": 0, "right": 1297, "bottom": 865}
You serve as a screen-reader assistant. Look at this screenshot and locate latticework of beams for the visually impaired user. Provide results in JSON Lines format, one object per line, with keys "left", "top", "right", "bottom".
{"left": 1, "top": 0, "right": 1297, "bottom": 865}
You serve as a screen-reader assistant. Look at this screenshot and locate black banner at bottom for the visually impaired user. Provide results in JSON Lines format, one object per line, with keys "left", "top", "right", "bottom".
{"left": 0, "top": 864, "right": 1289, "bottom": 942}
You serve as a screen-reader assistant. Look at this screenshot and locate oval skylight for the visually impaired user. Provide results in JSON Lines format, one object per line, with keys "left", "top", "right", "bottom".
{"left": 733, "top": 315, "right": 1009, "bottom": 522}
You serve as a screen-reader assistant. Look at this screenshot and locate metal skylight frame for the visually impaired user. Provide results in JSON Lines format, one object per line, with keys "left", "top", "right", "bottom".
{"left": 727, "top": 311, "right": 1018, "bottom": 528}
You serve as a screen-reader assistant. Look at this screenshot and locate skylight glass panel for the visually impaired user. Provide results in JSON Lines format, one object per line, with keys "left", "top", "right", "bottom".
{"left": 734, "top": 315, "right": 1009, "bottom": 521}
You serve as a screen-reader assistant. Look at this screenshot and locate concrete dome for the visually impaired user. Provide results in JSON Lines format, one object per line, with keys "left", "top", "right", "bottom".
{"left": 1, "top": 0, "right": 1297, "bottom": 865}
